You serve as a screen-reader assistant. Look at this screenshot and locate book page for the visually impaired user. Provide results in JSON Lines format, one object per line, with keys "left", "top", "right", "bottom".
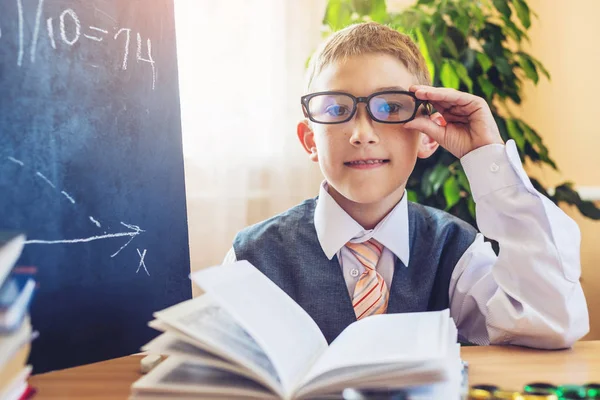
{"left": 300, "top": 310, "right": 452, "bottom": 388}
{"left": 153, "top": 295, "right": 283, "bottom": 396}
{"left": 132, "top": 356, "right": 278, "bottom": 399}
{"left": 191, "top": 261, "right": 328, "bottom": 397}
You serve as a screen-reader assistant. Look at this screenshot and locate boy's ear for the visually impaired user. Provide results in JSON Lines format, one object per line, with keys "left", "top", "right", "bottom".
{"left": 416, "top": 132, "right": 439, "bottom": 159}
{"left": 297, "top": 120, "right": 319, "bottom": 162}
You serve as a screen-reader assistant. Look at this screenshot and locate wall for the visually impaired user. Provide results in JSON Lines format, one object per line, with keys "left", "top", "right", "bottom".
{"left": 519, "top": 0, "right": 600, "bottom": 339}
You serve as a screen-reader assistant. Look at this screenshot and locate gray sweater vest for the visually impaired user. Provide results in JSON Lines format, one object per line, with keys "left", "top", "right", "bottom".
{"left": 233, "top": 198, "right": 477, "bottom": 344}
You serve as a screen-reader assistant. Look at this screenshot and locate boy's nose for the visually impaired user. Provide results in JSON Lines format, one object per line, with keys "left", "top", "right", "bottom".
{"left": 349, "top": 105, "right": 379, "bottom": 146}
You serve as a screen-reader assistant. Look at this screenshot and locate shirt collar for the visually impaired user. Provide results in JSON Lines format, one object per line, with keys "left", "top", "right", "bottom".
{"left": 314, "top": 181, "right": 410, "bottom": 267}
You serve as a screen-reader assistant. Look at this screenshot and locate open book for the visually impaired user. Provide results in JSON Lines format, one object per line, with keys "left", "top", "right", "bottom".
{"left": 130, "top": 261, "right": 463, "bottom": 400}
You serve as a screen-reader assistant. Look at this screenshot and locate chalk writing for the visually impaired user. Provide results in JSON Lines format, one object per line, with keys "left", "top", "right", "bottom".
{"left": 61, "top": 191, "right": 76, "bottom": 204}
{"left": 59, "top": 9, "right": 80, "bottom": 46}
{"left": 25, "top": 222, "right": 145, "bottom": 260}
{"left": 16, "top": 0, "right": 24, "bottom": 66}
{"left": 7, "top": 156, "right": 24, "bottom": 166}
{"left": 30, "top": 0, "right": 44, "bottom": 63}
{"left": 46, "top": 18, "right": 56, "bottom": 49}
{"left": 136, "top": 248, "right": 149, "bottom": 276}
{"left": 35, "top": 171, "right": 55, "bottom": 189}
{"left": 89, "top": 216, "right": 101, "bottom": 228}
{"left": 4, "top": 1, "right": 157, "bottom": 89}
{"left": 114, "top": 28, "right": 131, "bottom": 70}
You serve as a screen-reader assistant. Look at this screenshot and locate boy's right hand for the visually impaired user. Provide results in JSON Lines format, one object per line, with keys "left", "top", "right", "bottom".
{"left": 405, "top": 85, "right": 504, "bottom": 159}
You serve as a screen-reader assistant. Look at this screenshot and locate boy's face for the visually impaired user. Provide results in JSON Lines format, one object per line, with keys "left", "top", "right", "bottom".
{"left": 298, "top": 53, "right": 438, "bottom": 207}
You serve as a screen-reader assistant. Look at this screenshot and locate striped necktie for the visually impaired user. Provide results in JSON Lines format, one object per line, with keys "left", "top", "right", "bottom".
{"left": 346, "top": 238, "right": 389, "bottom": 320}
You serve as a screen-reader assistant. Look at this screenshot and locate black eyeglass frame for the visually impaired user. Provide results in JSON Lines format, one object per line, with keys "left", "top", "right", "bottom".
{"left": 300, "top": 90, "right": 432, "bottom": 125}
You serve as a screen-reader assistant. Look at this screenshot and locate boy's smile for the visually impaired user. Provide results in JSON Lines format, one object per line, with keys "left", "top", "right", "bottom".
{"left": 297, "top": 53, "right": 438, "bottom": 227}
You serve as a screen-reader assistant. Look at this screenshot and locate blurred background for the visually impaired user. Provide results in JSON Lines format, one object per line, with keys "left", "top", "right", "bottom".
{"left": 174, "top": 0, "right": 600, "bottom": 340}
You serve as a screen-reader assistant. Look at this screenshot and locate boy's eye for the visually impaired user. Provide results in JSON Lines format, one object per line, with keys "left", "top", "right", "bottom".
{"left": 325, "top": 104, "right": 350, "bottom": 117}
{"left": 376, "top": 102, "right": 402, "bottom": 114}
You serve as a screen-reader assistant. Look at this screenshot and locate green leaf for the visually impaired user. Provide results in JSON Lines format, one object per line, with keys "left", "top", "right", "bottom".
{"left": 492, "top": 0, "right": 512, "bottom": 19}
{"left": 518, "top": 54, "right": 539, "bottom": 84}
{"left": 502, "top": 16, "right": 528, "bottom": 43}
{"left": 477, "top": 76, "right": 495, "bottom": 99}
{"left": 443, "top": 36, "right": 460, "bottom": 59}
{"left": 519, "top": 120, "right": 558, "bottom": 170}
{"left": 505, "top": 118, "right": 526, "bottom": 151}
{"left": 467, "top": 197, "right": 476, "bottom": 219}
{"left": 407, "top": 190, "right": 418, "bottom": 203}
{"left": 324, "top": 0, "right": 353, "bottom": 31}
{"left": 421, "top": 167, "right": 434, "bottom": 197}
{"left": 476, "top": 52, "right": 493, "bottom": 73}
{"left": 451, "top": 60, "right": 473, "bottom": 92}
{"left": 416, "top": 28, "right": 436, "bottom": 82}
{"left": 554, "top": 184, "right": 600, "bottom": 219}
{"left": 495, "top": 57, "right": 512, "bottom": 77}
{"left": 368, "top": 0, "right": 387, "bottom": 22}
{"left": 429, "top": 164, "right": 451, "bottom": 193}
{"left": 513, "top": 0, "right": 531, "bottom": 29}
{"left": 455, "top": 14, "right": 471, "bottom": 37}
{"left": 456, "top": 168, "right": 471, "bottom": 192}
{"left": 440, "top": 60, "right": 460, "bottom": 89}
{"left": 444, "top": 176, "right": 461, "bottom": 210}
{"left": 526, "top": 54, "right": 551, "bottom": 80}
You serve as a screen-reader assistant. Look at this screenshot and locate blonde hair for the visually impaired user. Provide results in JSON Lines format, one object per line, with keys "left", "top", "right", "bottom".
{"left": 305, "top": 22, "right": 431, "bottom": 92}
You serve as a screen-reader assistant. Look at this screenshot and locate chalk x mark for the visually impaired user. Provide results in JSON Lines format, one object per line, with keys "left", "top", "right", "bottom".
{"left": 25, "top": 222, "right": 145, "bottom": 258}
{"left": 8, "top": 157, "right": 24, "bottom": 166}
{"left": 36, "top": 172, "right": 55, "bottom": 188}
{"left": 61, "top": 191, "right": 75, "bottom": 204}
{"left": 89, "top": 216, "right": 101, "bottom": 228}
{"left": 136, "top": 249, "right": 149, "bottom": 276}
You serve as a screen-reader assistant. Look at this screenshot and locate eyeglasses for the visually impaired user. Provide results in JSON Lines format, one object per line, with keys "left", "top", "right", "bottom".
{"left": 301, "top": 90, "right": 431, "bottom": 124}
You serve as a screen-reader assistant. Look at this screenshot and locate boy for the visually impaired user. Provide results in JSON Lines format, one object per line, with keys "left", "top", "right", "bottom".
{"left": 223, "top": 22, "right": 588, "bottom": 349}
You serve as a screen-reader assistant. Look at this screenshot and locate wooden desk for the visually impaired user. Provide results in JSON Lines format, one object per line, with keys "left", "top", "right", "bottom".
{"left": 29, "top": 341, "right": 600, "bottom": 399}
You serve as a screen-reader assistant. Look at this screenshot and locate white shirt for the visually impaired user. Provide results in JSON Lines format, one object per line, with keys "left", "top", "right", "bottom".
{"left": 223, "top": 140, "right": 589, "bottom": 349}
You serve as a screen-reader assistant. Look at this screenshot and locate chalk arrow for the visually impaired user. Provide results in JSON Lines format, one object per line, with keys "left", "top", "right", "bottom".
{"left": 25, "top": 222, "right": 145, "bottom": 258}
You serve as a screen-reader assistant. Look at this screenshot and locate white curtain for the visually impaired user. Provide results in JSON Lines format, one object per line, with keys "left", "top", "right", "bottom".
{"left": 174, "top": 0, "right": 328, "bottom": 293}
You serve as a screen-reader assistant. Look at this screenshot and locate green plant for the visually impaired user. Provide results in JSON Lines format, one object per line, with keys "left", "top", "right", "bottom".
{"left": 321, "top": 0, "right": 600, "bottom": 226}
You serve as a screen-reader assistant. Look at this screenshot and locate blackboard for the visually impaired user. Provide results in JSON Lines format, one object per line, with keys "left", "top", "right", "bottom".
{"left": 0, "top": 0, "right": 192, "bottom": 373}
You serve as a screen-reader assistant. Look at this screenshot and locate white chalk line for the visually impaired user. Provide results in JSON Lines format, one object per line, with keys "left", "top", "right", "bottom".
{"left": 8, "top": 157, "right": 24, "bottom": 166}
{"left": 60, "top": 9, "right": 81, "bottom": 46}
{"left": 47, "top": 18, "right": 56, "bottom": 49}
{"left": 89, "top": 216, "right": 101, "bottom": 228}
{"left": 90, "top": 26, "right": 108, "bottom": 34}
{"left": 84, "top": 34, "right": 102, "bottom": 42}
{"left": 114, "top": 28, "right": 131, "bottom": 70}
{"left": 93, "top": 6, "right": 117, "bottom": 24}
{"left": 136, "top": 248, "right": 149, "bottom": 276}
{"left": 61, "top": 191, "right": 75, "bottom": 204}
{"left": 36, "top": 172, "right": 55, "bottom": 189}
{"left": 136, "top": 33, "right": 156, "bottom": 90}
{"left": 17, "top": 0, "right": 24, "bottom": 66}
{"left": 30, "top": 0, "right": 45, "bottom": 63}
{"left": 25, "top": 222, "right": 144, "bottom": 248}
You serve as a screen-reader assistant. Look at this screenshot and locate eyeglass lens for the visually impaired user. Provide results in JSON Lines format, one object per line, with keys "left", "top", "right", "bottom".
{"left": 307, "top": 93, "right": 418, "bottom": 123}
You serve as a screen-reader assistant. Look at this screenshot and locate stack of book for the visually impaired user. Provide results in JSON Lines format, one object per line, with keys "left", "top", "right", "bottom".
{"left": 130, "top": 261, "right": 463, "bottom": 400}
{"left": 0, "top": 233, "right": 38, "bottom": 400}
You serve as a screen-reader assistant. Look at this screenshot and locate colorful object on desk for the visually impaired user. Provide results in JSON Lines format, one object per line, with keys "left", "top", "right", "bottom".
{"left": 468, "top": 382, "right": 600, "bottom": 400}
{"left": 585, "top": 384, "right": 600, "bottom": 399}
